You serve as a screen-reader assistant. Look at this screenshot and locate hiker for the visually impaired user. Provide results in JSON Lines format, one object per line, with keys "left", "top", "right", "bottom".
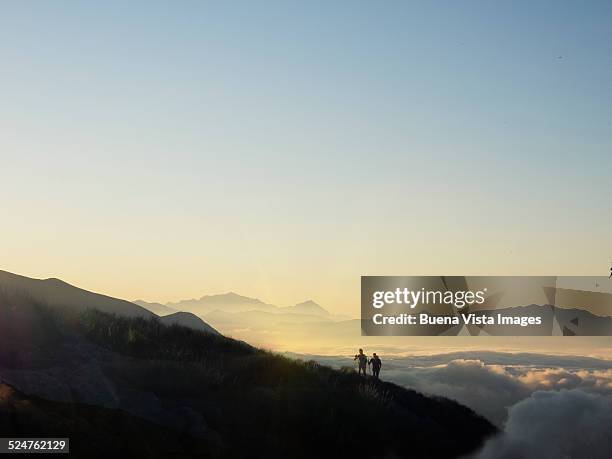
{"left": 369, "top": 353, "right": 382, "bottom": 379}
{"left": 354, "top": 348, "right": 368, "bottom": 376}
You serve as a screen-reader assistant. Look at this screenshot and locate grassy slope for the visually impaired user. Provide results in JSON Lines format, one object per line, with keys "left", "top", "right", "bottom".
{"left": 0, "top": 382, "right": 212, "bottom": 458}
{"left": 0, "top": 297, "right": 496, "bottom": 458}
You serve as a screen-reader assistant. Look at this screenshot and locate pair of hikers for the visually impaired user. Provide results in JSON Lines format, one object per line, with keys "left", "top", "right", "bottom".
{"left": 354, "top": 349, "right": 382, "bottom": 379}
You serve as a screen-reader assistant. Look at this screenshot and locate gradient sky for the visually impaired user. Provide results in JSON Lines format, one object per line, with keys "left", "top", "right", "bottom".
{"left": 1, "top": 1, "right": 611, "bottom": 315}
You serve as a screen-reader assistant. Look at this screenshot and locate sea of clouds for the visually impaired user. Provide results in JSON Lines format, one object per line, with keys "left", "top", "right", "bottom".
{"left": 293, "top": 351, "right": 612, "bottom": 459}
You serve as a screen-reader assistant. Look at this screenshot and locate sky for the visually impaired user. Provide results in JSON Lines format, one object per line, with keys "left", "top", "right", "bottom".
{"left": 1, "top": 1, "right": 611, "bottom": 315}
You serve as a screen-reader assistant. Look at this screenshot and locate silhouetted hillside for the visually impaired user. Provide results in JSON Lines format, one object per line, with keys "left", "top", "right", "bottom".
{"left": 0, "top": 282, "right": 497, "bottom": 458}
{"left": 0, "top": 382, "right": 213, "bottom": 458}
{"left": 0, "top": 270, "right": 152, "bottom": 318}
{"left": 160, "top": 311, "right": 220, "bottom": 335}
{"left": 0, "top": 302, "right": 495, "bottom": 458}
{"left": 0, "top": 270, "right": 217, "bottom": 334}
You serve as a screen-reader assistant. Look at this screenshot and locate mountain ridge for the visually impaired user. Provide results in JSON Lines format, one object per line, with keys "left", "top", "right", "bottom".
{"left": 0, "top": 270, "right": 153, "bottom": 318}
{"left": 0, "top": 270, "right": 216, "bottom": 333}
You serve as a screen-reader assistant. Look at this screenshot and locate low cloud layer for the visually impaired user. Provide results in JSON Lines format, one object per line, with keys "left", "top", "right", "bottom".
{"left": 303, "top": 351, "right": 612, "bottom": 458}
{"left": 386, "top": 359, "right": 530, "bottom": 425}
{"left": 305, "top": 351, "right": 612, "bottom": 426}
{"left": 516, "top": 367, "right": 612, "bottom": 393}
{"left": 474, "top": 390, "right": 612, "bottom": 459}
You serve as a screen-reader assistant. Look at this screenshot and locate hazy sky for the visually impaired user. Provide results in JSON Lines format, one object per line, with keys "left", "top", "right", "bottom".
{"left": 1, "top": 1, "right": 611, "bottom": 315}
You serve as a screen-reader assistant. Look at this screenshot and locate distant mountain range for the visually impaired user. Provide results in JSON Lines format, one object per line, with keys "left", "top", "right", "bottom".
{"left": 138, "top": 292, "right": 340, "bottom": 318}
{"left": 133, "top": 292, "right": 351, "bottom": 348}
{"left": 164, "top": 292, "right": 278, "bottom": 314}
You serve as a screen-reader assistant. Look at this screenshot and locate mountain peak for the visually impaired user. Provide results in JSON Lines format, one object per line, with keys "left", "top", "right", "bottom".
{"left": 159, "top": 311, "right": 219, "bottom": 335}
{"left": 224, "top": 291, "right": 254, "bottom": 300}
{"left": 43, "top": 277, "right": 73, "bottom": 288}
{"left": 291, "top": 300, "right": 329, "bottom": 315}
{"left": 295, "top": 299, "right": 321, "bottom": 308}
